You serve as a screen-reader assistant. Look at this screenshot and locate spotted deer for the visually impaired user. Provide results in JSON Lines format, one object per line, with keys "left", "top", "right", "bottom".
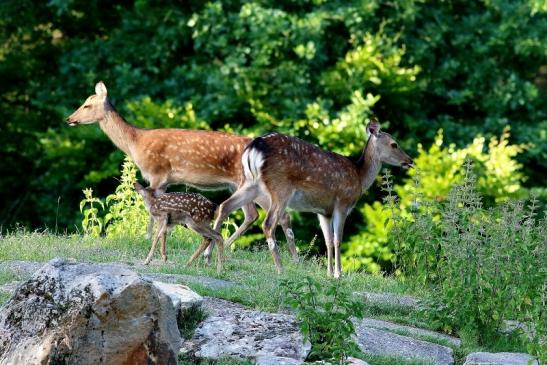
{"left": 134, "top": 182, "right": 224, "bottom": 270}
{"left": 66, "top": 82, "right": 298, "bottom": 261}
{"left": 213, "top": 119, "right": 413, "bottom": 277}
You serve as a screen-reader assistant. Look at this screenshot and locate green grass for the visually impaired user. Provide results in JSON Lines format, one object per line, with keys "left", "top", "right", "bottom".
{"left": 0, "top": 230, "right": 417, "bottom": 313}
{"left": 0, "top": 230, "right": 530, "bottom": 365}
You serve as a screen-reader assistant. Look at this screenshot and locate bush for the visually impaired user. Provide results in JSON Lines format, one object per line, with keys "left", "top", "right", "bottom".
{"left": 387, "top": 161, "right": 546, "bottom": 361}
{"left": 280, "top": 276, "right": 364, "bottom": 364}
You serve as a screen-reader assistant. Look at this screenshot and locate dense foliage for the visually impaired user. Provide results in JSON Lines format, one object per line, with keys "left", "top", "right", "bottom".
{"left": 1, "top": 1, "right": 545, "bottom": 270}
{"left": 384, "top": 162, "right": 546, "bottom": 361}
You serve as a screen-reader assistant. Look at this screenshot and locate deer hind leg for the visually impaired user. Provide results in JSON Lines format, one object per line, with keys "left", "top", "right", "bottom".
{"left": 186, "top": 238, "right": 211, "bottom": 267}
{"left": 224, "top": 203, "right": 259, "bottom": 248}
{"left": 318, "top": 214, "right": 334, "bottom": 277}
{"left": 262, "top": 193, "right": 291, "bottom": 274}
{"left": 204, "top": 183, "right": 260, "bottom": 263}
{"left": 332, "top": 209, "right": 348, "bottom": 279}
{"left": 187, "top": 221, "right": 225, "bottom": 272}
{"left": 144, "top": 217, "right": 167, "bottom": 265}
{"left": 255, "top": 194, "right": 297, "bottom": 261}
{"left": 279, "top": 212, "right": 298, "bottom": 262}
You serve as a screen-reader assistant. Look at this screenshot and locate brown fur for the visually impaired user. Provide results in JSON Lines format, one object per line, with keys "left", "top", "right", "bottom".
{"left": 214, "top": 120, "right": 413, "bottom": 277}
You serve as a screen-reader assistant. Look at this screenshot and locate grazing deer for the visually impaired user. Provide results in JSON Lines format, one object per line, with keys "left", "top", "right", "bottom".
{"left": 134, "top": 182, "right": 224, "bottom": 271}
{"left": 66, "top": 81, "right": 298, "bottom": 261}
{"left": 213, "top": 119, "right": 413, "bottom": 277}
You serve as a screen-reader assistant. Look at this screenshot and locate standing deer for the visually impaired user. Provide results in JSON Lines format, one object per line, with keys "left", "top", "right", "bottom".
{"left": 213, "top": 119, "right": 413, "bottom": 278}
{"left": 134, "top": 182, "right": 224, "bottom": 271}
{"left": 66, "top": 82, "right": 298, "bottom": 262}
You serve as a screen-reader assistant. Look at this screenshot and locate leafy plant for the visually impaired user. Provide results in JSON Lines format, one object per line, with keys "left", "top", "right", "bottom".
{"left": 385, "top": 160, "right": 546, "bottom": 361}
{"left": 104, "top": 157, "right": 148, "bottom": 238}
{"left": 280, "top": 276, "right": 364, "bottom": 364}
{"left": 79, "top": 188, "right": 104, "bottom": 237}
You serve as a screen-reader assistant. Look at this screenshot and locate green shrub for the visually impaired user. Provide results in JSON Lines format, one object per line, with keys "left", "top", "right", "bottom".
{"left": 388, "top": 161, "right": 546, "bottom": 361}
{"left": 280, "top": 276, "right": 364, "bottom": 364}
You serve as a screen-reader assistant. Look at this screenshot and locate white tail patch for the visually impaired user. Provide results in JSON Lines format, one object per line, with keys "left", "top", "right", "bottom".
{"left": 242, "top": 147, "right": 265, "bottom": 182}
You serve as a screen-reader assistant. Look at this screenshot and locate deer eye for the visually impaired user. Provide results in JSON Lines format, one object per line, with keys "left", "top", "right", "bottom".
{"left": 391, "top": 143, "right": 398, "bottom": 149}
{"left": 83, "top": 105, "right": 91, "bottom": 109}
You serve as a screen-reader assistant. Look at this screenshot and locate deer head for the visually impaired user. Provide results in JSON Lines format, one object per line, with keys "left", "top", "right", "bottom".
{"left": 366, "top": 118, "right": 414, "bottom": 169}
{"left": 134, "top": 182, "right": 155, "bottom": 209}
{"left": 66, "top": 81, "right": 109, "bottom": 126}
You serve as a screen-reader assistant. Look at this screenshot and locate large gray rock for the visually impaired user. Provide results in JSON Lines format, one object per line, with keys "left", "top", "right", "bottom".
{"left": 463, "top": 352, "right": 538, "bottom": 365}
{"left": 360, "top": 318, "right": 461, "bottom": 347}
{"left": 354, "top": 323, "right": 454, "bottom": 365}
{"left": 0, "top": 259, "right": 183, "bottom": 365}
{"left": 182, "top": 297, "right": 310, "bottom": 364}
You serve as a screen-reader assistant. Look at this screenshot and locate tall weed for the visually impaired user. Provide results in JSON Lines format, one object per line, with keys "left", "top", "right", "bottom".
{"left": 387, "top": 161, "right": 546, "bottom": 361}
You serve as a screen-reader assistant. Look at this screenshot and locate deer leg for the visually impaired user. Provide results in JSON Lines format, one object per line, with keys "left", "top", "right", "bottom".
{"left": 146, "top": 182, "right": 167, "bottom": 240}
{"left": 263, "top": 198, "right": 289, "bottom": 275}
{"left": 332, "top": 209, "right": 348, "bottom": 279}
{"left": 161, "top": 226, "right": 171, "bottom": 262}
{"left": 204, "top": 183, "right": 260, "bottom": 263}
{"left": 255, "top": 194, "right": 297, "bottom": 260}
{"left": 318, "top": 214, "right": 334, "bottom": 277}
{"left": 144, "top": 218, "right": 167, "bottom": 265}
{"left": 187, "top": 221, "right": 225, "bottom": 272}
{"left": 279, "top": 212, "right": 298, "bottom": 262}
{"left": 187, "top": 238, "right": 211, "bottom": 267}
{"left": 224, "top": 203, "right": 259, "bottom": 248}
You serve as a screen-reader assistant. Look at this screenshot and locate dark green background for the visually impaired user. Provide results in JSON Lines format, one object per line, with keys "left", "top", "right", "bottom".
{"left": 1, "top": 0, "right": 545, "bottom": 232}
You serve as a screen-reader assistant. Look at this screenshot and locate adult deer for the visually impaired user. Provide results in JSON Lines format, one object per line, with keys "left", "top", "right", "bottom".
{"left": 66, "top": 82, "right": 298, "bottom": 261}
{"left": 213, "top": 119, "right": 413, "bottom": 278}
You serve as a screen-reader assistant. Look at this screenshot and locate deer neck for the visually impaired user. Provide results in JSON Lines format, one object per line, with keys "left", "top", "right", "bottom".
{"left": 98, "top": 100, "right": 138, "bottom": 156}
{"left": 357, "top": 137, "right": 382, "bottom": 192}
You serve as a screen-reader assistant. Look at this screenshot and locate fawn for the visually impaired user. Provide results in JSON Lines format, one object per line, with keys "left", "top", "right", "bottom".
{"left": 213, "top": 118, "right": 413, "bottom": 277}
{"left": 134, "top": 182, "right": 224, "bottom": 272}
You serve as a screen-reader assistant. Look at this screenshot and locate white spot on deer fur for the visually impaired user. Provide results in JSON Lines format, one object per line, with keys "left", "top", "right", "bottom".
{"left": 267, "top": 238, "right": 276, "bottom": 251}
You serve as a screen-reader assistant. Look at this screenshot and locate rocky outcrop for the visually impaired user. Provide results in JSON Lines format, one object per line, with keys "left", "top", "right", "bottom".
{"left": 0, "top": 259, "right": 191, "bottom": 365}
{"left": 360, "top": 318, "right": 461, "bottom": 347}
{"left": 353, "top": 323, "right": 454, "bottom": 365}
{"left": 181, "top": 297, "right": 310, "bottom": 364}
{"left": 463, "top": 352, "right": 539, "bottom": 365}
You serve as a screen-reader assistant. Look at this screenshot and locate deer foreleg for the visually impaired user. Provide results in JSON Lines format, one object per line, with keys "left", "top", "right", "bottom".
{"left": 332, "top": 210, "right": 348, "bottom": 279}
{"left": 318, "top": 214, "right": 334, "bottom": 277}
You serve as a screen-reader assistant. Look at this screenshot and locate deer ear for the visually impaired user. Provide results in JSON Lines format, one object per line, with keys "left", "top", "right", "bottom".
{"left": 95, "top": 81, "right": 108, "bottom": 97}
{"left": 366, "top": 118, "right": 381, "bottom": 137}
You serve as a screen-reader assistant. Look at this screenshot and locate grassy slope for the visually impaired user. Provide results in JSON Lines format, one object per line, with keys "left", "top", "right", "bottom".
{"left": 0, "top": 231, "right": 527, "bottom": 365}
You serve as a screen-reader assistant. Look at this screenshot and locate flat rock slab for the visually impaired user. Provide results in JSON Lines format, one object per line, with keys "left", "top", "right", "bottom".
{"left": 0, "top": 260, "right": 43, "bottom": 276}
{"left": 0, "top": 281, "right": 20, "bottom": 295}
{"left": 182, "top": 297, "right": 310, "bottom": 364}
{"left": 464, "top": 352, "right": 538, "bottom": 365}
{"left": 144, "top": 272, "right": 243, "bottom": 291}
{"left": 361, "top": 318, "right": 461, "bottom": 347}
{"left": 355, "top": 291, "right": 419, "bottom": 310}
{"left": 354, "top": 324, "right": 454, "bottom": 365}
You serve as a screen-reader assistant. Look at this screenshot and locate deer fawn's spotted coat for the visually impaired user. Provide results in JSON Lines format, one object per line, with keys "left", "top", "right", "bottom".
{"left": 134, "top": 182, "right": 224, "bottom": 271}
